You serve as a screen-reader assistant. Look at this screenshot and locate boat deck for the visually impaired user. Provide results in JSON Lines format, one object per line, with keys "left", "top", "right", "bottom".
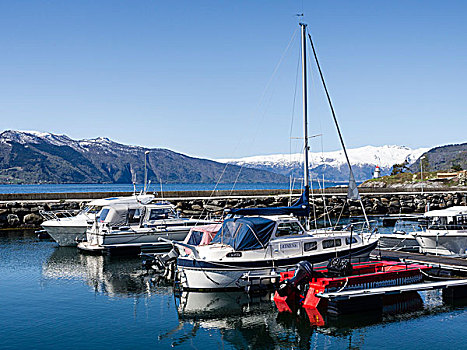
{"left": 317, "top": 279, "right": 467, "bottom": 301}
{"left": 372, "top": 249, "right": 467, "bottom": 273}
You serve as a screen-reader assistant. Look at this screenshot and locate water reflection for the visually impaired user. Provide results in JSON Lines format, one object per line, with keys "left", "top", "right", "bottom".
{"left": 169, "top": 291, "right": 307, "bottom": 349}
{"left": 164, "top": 288, "right": 465, "bottom": 349}
{"left": 38, "top": 243, "right": 467, "bottom": 349}
{"left": 42, "top": 247, "right": 160, "bottom": 298}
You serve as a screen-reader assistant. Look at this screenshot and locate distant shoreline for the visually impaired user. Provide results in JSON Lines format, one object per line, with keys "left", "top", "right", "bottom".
{"left": 0, "top": 182, "right": 350, "bottom": 195}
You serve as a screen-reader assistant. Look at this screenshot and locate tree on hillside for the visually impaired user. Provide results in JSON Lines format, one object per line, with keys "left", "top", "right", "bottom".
{"left": 391, "top": 161, "right": 410, "bottom": 175}
{"left": 452, "top": 163, "right": 462, "bottom": 171}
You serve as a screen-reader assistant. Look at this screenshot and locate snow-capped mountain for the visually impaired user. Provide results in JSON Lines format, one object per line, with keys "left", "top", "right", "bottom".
{"left": 0, "top": 130, "right": 286, "bottom": 184}
{"left": 217, "top": 145, "right": 430, "bottom": 182}
{"left": 0, "top": 130, "right": 143, "bottom": 156}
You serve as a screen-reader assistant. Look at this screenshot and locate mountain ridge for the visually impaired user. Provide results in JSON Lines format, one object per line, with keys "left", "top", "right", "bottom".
{"left": 217, "top": 145, "right": 430, "bottom": 182}
{"left": 0, "top": 130, "right": 286, "bottom": 184}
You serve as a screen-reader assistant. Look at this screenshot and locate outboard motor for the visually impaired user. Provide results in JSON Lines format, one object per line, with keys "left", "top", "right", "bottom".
{"left": 154, "top": 248, "right": 180, "bottom": 271}
{"left": 277, "top": 260, "right": 314, "bottom": 297}
{"left": 326, "top": 257, "right": 353, "bottom": 277}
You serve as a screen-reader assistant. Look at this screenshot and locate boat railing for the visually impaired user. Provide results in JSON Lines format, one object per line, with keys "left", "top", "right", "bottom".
{"left": 39, "top": 209, "right": 80, "bottom": 221}
{"left": 394, "top": 221, "right": 425, "bottom": 234}
{"left": 428, "top": 224, "right": 467, "bottom": 231}
{"left": 343, "top": 220, "right": 378, "bottom": 234}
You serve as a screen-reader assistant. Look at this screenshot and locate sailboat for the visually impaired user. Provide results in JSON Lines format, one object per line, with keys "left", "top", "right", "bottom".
{"left": 172, "top": 23, "right": 378, "bottom": 291}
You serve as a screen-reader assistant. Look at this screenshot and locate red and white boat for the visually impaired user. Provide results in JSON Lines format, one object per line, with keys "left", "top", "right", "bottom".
{"left": 274, "top": 259, "right": 431, "bottom": 324}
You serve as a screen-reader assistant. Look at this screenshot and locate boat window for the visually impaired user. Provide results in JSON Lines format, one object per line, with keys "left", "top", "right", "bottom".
{"left": 98, "top": 209, "right": 110, "bottom": 222}
{"left": 127, "top": 209, "right": 141, "bottom": 224}
{"left": 187, "top": 230, "right": 203, "bottom": 246}
{"left": 322, "top": 239, "right": 342, "bottom": 249}
{"left": 276, "top": 222, "right": 304, "bottom": 237}
{"left": 345, "top": 237, "right": 358, "bottom": 245}
{"left": 304, "top": 241, "right": 317, "bottom": 251}
{"left": 148, "top": 208, "right": 176, "bottom": 220}
{"left": 458, "top": 215, "right": 467, "bottom": 227}
{"left": 83, "top": 205, "right": 103, "bottom": 214}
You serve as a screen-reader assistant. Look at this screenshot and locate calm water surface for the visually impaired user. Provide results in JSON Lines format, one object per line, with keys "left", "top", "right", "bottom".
{"left": 0, "top": 182, "right": 348, "bottom": 194}
{"left": 1, "top": 231, "right": 466, "bottom": 350}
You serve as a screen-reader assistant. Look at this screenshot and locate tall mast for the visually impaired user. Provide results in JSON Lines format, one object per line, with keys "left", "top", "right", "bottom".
{"left": 300, "top": 24, "right": 310, "bottom": 193}
{"left": 300, "top": 23, "right": 310, "bottom": 228}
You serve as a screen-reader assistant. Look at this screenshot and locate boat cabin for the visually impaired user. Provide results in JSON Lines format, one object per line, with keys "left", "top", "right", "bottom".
{"left": 140, "top": 203, "right": 180, "bottom": 227}
{"left": 425, "top": 206, "right": 467, "bottom": 230}
{"left": 209, "top": 215, "right": 361, "bottom": 253}
{"left": 183, "top": 223, "right": 222, "bottom": 255}
{"left": 96, "top": 203, "right": 145, "bottom": 228}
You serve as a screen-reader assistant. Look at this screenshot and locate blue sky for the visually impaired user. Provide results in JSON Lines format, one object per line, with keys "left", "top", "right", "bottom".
{"left": 1, "top": 0, "right": 466, "bottom": 158}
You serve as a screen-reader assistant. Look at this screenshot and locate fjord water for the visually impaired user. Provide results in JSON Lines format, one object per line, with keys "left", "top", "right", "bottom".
{"left": 0, "top": 182, "right": 348, "bottom": 194}
{"left": 1, "top": 231, "right": 467, "bottom": 350}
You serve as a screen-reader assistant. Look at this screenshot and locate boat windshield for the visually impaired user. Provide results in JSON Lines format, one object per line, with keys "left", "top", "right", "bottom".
{"left": 428, "top": 215, "right": 467, "bottom": 230}
{"left": 98, "top": 208, "right": 110, "bottom": 222}
{"left": 186, "top": 230, "right": 204, "bottom": 246}
{"left": 82, "top": 205, "right": 103, "bottom": 214}
{"left": 275, "top": 222, "right": 304, "bottom": 237}
{"left": 148, "top": 208, "right": 177, "bottom": 221}
{"left": 394, "top": 220, "right": 425, "bottom": 233}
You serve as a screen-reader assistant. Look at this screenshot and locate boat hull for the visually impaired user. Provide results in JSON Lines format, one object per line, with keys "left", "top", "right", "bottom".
{"left": 415, "top": 230, "right": 467, "bottom": 255}
{"left": 80, "top": 227, "right": 193, "bottom": 254}
{"left": 98, "top": 229, "right": 189, "bottom": 246}
{"left": 41, "top": 224, "right": 87, "bottom": 247}
{"left": 378, "top": 234, "right": 420, "bottom": 252}
{"left": 177, "top": 241, "right": 378, "bottom": 291}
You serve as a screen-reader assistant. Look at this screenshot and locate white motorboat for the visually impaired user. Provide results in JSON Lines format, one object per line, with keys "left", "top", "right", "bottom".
{"left": 176, "top": 215, "right": 377, "bottom": 290}
{"left": 172, "top": 23, "right": 378, "bottom": 291}
{"left": 415, "top": 206, "right": 467, "bottom": 255}
{"left": 41, "top": 194, "right": 154, "bottom": 247}
{"left": 378, "top": 219, "right": 425, "bottom": 252}
{"left": 78, "top": 201, "right": 216, "bottom": 253}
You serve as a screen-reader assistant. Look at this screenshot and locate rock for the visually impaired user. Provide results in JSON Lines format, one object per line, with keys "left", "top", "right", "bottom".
{"left": 48, "top": 204, "right": 65, "bottom": 211}
{"left": 29, "top": 206, "right": 43, "bottom": 213}
{"left": 23, "top": 213, "right": 42, "bottom": 225}
{"left": 11, "top": 207, "right": 30, "bottom": 216}
{"left": 7, "top": 214, "right": 20, "bottom": 227}
{"left": 203, "top": 204, "right": 224, "bottom": 212}
{"left": 191, "top": 204, "right": 202, "bottom": 211}
{"left": 210, "top": 200, "right": 225, "bottom": 207}
{"left": 400, "top": 206, "right": 413, "bottom": 214}
{"left": 388, "top": 207, "right": 400, "bottom": 214}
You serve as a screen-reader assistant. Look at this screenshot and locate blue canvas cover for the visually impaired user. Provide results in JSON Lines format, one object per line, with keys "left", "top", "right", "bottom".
{"left": 211, "top": 217, "right": 276, "bottom": 251}
{"left": 228, "top": 188, "right": 310, "bottom": 217}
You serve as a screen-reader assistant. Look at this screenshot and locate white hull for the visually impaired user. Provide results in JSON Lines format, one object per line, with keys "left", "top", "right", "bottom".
{"left": 415, "top": 230, "right": 467, "bottom": 255}
{"left": 99, "top": 229, "right": 189, "bottom": 246}
{"left": 81, "top": 227, "right": 192, "bottom": 252}
{"left": 378, "top": 233, "right": 420, "bottom": 252}
{"left": 42, "top": 224, "right": 87, "bottom": 247}
{"left": 178, "top": 247, "right": 374, "bottom": 290}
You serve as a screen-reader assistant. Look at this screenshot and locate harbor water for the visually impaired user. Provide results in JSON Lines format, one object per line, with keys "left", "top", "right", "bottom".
{"left": 0, "top": 182, "right": 348, "bottom": 195}
{"left": 1, "top": 229, "right": 467, "bottom": 349}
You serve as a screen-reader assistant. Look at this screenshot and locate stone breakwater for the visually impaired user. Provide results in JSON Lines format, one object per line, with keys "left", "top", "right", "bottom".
{"left": 1, "top": 191, "right": 466, "bottom": 230}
